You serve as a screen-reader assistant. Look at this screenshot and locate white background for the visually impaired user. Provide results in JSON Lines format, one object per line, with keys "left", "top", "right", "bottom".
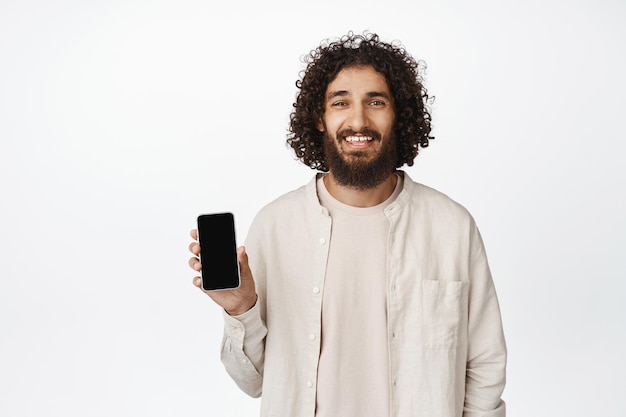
{"left": 1, "top": 0, "right": 624, "bottom": 416}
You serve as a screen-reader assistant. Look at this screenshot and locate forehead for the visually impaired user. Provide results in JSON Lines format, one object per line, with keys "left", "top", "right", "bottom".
{"left": 325, "top": 65, "right": 390, "bottom": 97}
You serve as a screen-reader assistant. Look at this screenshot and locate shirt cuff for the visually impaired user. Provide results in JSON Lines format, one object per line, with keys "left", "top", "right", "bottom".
{"left": 222, "top": 300, "right": 265, "bottom": 337}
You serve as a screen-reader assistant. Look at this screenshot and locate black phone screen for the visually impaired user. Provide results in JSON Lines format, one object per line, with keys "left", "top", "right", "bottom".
{"left": 197, "top": 212, "right": 240, "bottom": 291}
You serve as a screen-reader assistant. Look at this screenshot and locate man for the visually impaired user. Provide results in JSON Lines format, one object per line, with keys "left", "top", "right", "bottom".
{"left": 188, "top": 32, "right": 506, "bottom": 417}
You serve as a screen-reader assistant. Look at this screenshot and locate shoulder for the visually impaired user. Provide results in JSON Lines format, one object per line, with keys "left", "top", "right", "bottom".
{"left": 249, "top": 175, "right": 320, "bottom": 228}
{"left": 400, "top": 172, "right": 472, "bottom": 220}
{"left": 396, "top": 173, "right": 483, "bottom": 247}
{"left": 261, "top": 178, "right": 315, "bottom": 213}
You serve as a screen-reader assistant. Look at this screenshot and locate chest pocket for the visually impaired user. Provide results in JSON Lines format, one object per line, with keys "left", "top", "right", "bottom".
{"left": 421, "top": 280, "right": 469, "bottom": 349}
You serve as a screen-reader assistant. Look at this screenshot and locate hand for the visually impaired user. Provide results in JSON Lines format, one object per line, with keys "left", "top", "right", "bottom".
{"left": 188, "top": 229, "right": 258, "bottom": 316}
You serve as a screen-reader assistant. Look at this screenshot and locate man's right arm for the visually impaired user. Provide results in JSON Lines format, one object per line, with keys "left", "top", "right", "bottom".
{"left": 188, "top": 229, "right": 266, "bottom": 397}
{"left": 220, "top": 301, "right": 267, "bottom": 397}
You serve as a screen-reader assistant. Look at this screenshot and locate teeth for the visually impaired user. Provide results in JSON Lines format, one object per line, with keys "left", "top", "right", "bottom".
{"left": 345, "top": 136, "right": 373, "bottom": 142}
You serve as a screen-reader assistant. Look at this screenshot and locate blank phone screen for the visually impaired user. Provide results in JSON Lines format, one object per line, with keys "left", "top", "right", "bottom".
{"left": 197, "top": 212, "right": 240, "bottom": 291}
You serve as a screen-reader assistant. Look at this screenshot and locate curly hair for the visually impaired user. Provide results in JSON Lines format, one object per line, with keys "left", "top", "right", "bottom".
{"left": 287, "top": 31, "right": 434, "bottom": 172}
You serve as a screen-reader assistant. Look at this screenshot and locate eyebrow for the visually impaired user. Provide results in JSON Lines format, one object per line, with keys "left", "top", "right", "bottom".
{"left": 327, "top": 90, "right": 391, "bottom": 100}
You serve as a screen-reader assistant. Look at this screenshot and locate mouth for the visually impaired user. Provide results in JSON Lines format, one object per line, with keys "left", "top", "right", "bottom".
{"left": 335, "top": 129, "right": 381, "bottom": 152}
{"left": 344, "top": 135, "right": 374, "bottom": 143}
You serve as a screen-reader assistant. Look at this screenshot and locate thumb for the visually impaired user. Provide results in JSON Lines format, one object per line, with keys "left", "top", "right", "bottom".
{"left": 237, "top": 246, "right": 252, "bottom": 281}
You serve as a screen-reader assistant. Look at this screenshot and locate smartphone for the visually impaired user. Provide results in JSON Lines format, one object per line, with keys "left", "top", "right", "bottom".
{"left": 196, "top": 212, "right": 240, "bottom": 291}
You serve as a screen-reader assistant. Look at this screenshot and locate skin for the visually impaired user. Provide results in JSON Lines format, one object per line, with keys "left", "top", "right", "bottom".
{"left": 189, "top": 65, "right": 398, "bottom": 314}
{"left": 318, "top": 65, "right": 397, "bottom": 207}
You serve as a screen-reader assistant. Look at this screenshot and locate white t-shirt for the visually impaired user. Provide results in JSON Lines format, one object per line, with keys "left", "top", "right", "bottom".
{"left": 314, "top": 174, "right": 403, "bottom": 417}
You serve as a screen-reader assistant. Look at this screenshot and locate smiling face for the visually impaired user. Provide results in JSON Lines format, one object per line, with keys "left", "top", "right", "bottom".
{"left": 318, "top": 65, "right": 397, "bottom": 190}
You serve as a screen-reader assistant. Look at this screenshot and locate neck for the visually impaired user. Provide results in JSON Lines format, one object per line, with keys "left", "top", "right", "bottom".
{"left": 323, "top": 172, "right": 398, "bottom": 207}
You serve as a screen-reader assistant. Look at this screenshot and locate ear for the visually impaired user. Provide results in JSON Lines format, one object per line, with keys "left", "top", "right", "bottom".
{"left": 316, "top": 116, "right": 325, "bottom": 132}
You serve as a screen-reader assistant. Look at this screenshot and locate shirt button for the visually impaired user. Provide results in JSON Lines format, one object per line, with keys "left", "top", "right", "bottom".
{"left": 240, "top": 358, "right": 248, "bottom": 364}
{"left": 309, "top": 334, "right": 316, "bottom": 341}
{"left": 313, "top": 287, "right": 320, "bottom": 294}
{"left": 319, "top": 238, "right": 326, "bottom": 245}
{"left": 306, "top": 381, "right": 313, "bottom": 388}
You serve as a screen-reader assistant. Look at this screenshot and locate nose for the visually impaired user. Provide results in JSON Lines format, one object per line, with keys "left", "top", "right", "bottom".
{"left": 346, "top": 103, "right": 368, "bottom": 132}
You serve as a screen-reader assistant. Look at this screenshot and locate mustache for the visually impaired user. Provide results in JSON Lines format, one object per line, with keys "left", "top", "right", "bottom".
{"left": 337, "top": 128, "right": 381, "bottom": 141}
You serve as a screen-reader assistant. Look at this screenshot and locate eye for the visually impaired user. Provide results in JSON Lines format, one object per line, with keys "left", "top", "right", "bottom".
{"left": 331, "top": 101, "right": 348, "bottom": 107}
{"left": 369, "top": 99, "right": 386, "bottom": 106}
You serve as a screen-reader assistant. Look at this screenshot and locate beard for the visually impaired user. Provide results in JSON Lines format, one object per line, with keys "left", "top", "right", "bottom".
{"left": 323, "top": 127, "right": 398, "bottom": 190}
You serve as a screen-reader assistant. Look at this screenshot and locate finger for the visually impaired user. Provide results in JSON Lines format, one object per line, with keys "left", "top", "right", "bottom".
{"left": 188, "top": 241, "right": 200, "bottom": 255}
{"left": 192, "top": 276, "right": 202, "bottom": 288}
{"left": 237, "top": 246, "right": 252, "bottom": 280}
{"left": 190, "top": 229, "right": 198, "bottom": 240}
{"left": 188, "top": 257, "right": 202, "bottom": 271}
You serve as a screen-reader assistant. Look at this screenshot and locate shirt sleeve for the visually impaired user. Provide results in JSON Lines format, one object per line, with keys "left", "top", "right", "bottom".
{"left": 220, "top": 300, "right": 268, "bottom": 398}
{"left": 463, "top": 219, "right": 507, "bottom": 417}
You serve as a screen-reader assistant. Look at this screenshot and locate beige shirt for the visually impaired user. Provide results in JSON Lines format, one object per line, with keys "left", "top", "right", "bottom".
{"left": 220, "top": 172, "right": 506, "bottom": 417}
{"left": 314, "top": 174, "right": 402, "bottom": 417}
